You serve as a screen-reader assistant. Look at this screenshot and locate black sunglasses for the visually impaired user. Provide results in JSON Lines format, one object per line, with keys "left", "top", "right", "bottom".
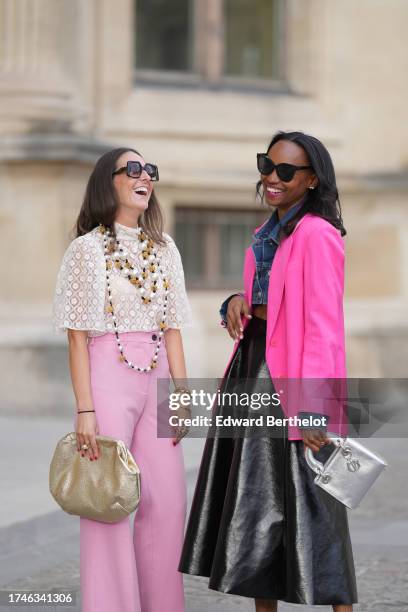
{"left": 257, "top": 153, "right": 311, "bottom": 183}
{"left": 112, "top": 160, "right": 159, "bottom": 182}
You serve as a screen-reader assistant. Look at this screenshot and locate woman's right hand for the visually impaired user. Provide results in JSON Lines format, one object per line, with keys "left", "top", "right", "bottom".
{"left": 302, "top": 429, "right": 330, "bottom": 453}
{"left": 226, "top": 295, "right": 252, "bottom": 341}
{"left": 76, "top": 412, "right": 99, "bottom": 461}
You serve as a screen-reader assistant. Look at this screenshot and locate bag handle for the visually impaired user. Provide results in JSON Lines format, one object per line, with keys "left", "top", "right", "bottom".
{"left": 305, "top": 433, "right": 365, "bottom": 476}
{"left": 304, "top": 432, "right": 344, "bottom": 475}
{"left": 305, "top": 448, "right": 325, "bottom": 475}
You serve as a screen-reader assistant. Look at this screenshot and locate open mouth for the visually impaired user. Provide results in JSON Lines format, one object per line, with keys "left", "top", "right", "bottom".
{"left": 266, "top": 187, "right": 284, "bottom": 196}
{"left": 134, "top": 186, "right": 148, "bottom": 196}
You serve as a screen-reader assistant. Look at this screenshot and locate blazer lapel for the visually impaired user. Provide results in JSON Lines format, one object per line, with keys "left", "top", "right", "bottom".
{"left": 266, "top": 213, "right": 311, "bottom": 339}
{"left": 266, "top": 235, "right": 293, "bottom": 338}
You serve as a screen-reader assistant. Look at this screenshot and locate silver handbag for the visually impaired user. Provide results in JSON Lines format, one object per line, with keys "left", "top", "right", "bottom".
{"left": 305, "top": 435, "right": 387, "bottom": 509}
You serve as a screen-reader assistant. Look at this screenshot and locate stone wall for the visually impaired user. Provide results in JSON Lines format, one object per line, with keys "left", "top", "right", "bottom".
{"left": 1, "top": 0, "right": 407, "bottom": 413}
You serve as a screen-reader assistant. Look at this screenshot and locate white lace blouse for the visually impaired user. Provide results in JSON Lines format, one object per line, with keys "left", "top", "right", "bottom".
{"left": 53, "top": 222, "right": 193, "bottom": 337}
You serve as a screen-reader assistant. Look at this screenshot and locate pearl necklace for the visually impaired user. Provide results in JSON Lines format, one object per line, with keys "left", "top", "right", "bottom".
{"left": 98, "top": 223, "right": 169, "bottom": 372}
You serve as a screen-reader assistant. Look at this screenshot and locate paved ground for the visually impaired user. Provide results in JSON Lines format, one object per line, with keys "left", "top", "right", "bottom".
{"left": 0, "top": 414, "right": 407, "bottom": 611}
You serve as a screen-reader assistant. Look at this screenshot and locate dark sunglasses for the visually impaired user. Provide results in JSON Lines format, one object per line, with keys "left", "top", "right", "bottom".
{"left": 257, "top": 153, "right": 311, "bottom": 183}
{"left": 112, "top": 160, "right": 159, "bottom": 181}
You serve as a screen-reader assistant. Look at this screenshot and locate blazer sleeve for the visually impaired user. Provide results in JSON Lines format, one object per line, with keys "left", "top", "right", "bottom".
{"left": 219, "top": 293, "right": 245, "bottom": 327}
{"left": 298, "top": 224, "right": 346, "bottom": 427}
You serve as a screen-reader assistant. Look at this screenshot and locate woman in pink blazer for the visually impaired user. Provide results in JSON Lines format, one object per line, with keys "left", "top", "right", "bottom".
{"left": 179, "top": 132, "right": 357, "bottom": 611}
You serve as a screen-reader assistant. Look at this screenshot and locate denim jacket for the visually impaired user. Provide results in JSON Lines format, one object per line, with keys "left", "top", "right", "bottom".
{"left": 251, "top": 200, "right": 304, "bottom": 304}
{"left": 220, "top": 199, "right": 305, "bottom": 320}
{"left": 219, "top": 199, "right": 329, "bottom": 431}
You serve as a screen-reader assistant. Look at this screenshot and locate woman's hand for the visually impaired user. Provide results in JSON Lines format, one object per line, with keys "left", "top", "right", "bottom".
{"left": 302, "top": 429, "right": 330, "bottom": 453}
{"left": 67, "top": 329, "right": 99, "bottom": 460}
{"left": 76, "top": 412, "right": 99, "bottom": 460}
{"left": 226, "top": 296, "right": 252, "bottom": 341}
{"left": 172, "top": 402, "right": 191, "bottom": 446}
{"left": 170, "top": 386, "right": 192, "bottom": 445}
{"left": 163, "top": 329, "right": 190, "bottom": 445}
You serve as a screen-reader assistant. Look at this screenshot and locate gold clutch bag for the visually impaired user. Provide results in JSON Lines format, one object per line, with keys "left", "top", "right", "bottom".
{"left": 49, "top": 432, "right": 141, "bottom": 523}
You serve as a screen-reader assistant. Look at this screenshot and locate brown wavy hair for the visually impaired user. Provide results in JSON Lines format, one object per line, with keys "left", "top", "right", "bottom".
{"left": 73, "top": 147, "right": 166, "bottom": 245}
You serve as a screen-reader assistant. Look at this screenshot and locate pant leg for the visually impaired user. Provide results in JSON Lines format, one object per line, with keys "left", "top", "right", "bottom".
{"left": 76, "top": 337, "right": 147, "bottom": 612}
{"left": 130, "top": 343, "right": 187, "bottom": 612}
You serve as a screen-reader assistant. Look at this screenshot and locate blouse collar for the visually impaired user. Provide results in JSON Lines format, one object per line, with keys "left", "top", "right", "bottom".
{"left": 114, "top": 221, "right": 141, "bottom": 240}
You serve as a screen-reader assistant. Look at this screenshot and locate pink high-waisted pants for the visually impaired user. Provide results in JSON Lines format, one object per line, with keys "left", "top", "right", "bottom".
{"left": 73, "top": 331, "right": 186, "bottom": 612}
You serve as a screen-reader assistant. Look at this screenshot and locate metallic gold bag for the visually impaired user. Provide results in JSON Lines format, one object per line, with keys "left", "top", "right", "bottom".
{"left": 49, "top": 432, "right": 141, "bottom": 523}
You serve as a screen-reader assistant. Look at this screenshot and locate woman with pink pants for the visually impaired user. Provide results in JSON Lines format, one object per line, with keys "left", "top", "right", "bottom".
{"left": 53, "top": 147, "right": 192, "bottom": 612}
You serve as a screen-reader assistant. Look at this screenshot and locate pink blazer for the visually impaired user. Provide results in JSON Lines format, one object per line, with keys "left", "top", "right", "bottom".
{"left": 223, "top": 213, "right": 347, "bottom": 440}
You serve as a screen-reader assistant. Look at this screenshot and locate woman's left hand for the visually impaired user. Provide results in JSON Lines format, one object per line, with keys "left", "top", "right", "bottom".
{"left": 302, "top": 429, "right": 330, "bottom": 453}
{"left": 172, "top": 402, "right": 191, "bottom": 445}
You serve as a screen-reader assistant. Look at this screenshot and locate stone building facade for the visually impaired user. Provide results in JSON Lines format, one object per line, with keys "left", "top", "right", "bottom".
{"left": 0, "top": 0, "right": 407, "bottom": 414}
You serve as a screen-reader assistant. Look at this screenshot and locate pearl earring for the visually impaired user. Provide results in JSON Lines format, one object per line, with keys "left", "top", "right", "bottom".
{"left": 309, "top": 185, "right": 315, "bottom": 190}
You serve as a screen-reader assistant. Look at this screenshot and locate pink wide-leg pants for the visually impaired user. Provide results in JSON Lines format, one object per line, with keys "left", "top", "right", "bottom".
{"left": 73, "top": 331, "right": 186, "bottom": 612}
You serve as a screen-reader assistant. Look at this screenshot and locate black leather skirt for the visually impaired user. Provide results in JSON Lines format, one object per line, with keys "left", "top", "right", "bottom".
{"left": 178, "top": 316, "right": 358, "bottom": 604}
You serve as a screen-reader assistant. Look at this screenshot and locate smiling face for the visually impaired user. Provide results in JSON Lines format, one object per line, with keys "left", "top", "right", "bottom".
{"left": 261, "top": 140, "right": 317, "bottom": 217}
{"left": 112, "top": 151, "right": 154, "bottom": 222}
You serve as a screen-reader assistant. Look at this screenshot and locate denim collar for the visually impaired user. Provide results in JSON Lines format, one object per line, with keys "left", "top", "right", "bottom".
{"left": 254, "top": 195, "right": 307, "bottom": 245}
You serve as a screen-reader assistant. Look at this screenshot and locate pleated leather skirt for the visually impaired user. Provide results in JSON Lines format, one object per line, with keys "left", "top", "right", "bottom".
{"left": 178, "top": 316, "right": 358, "bottom": 605}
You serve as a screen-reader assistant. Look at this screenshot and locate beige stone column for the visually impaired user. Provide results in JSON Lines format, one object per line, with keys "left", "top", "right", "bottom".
{"left": 0, "top": 0, "right": 87, "bottom": 133}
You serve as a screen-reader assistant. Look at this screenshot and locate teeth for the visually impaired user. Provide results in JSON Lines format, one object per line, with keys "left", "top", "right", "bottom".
{"left": 135, "top": 187, "right": 148, "bottom": 195}
{"left": 266, "top": 187, "right": 283, "bottom": 194}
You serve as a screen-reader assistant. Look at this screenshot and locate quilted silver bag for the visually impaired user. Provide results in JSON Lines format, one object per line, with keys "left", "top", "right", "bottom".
{"left": 305, "top": 435, "right": 387, "bottom": 509}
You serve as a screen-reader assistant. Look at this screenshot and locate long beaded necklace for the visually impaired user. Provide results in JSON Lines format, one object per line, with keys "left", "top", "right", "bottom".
{"left": 98, "top": 223, "right": 169, "bottom": 372}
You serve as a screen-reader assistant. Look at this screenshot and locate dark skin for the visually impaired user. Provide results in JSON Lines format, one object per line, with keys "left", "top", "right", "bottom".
{"left": 233, "top": 140, "right": 353, "bottom": 612}
{"left": 225, "top": 141, "right": 351, "bottom": 612}
{"left": 227, "top": 141, "right": 351, "bottom": 612}
{"left": 226, "top": 143, "right": 330, "bottom": 448}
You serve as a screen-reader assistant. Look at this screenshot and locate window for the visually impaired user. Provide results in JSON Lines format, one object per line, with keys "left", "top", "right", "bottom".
{"left": 135, "top": 0, "right": 193, "bottom": 72}
{"left": 175, "top": 207, "right": 268, "bottom": 289}
{"left": 134, "top": 0, "right": 284, "bottom": 86}
{"left": 224, "top": 0, "right": 281, "bottom": 80}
